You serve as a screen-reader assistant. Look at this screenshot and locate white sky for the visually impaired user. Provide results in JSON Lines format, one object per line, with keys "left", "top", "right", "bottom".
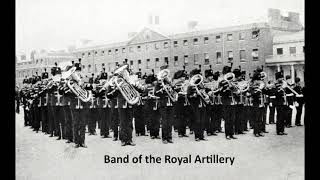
{"left": 16, "top": 0, "right": 304, "bottom": 55}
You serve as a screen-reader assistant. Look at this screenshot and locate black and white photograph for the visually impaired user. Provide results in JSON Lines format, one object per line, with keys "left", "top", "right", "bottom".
{"left": 15, "top": 0, "right": 305, "bottom": 179}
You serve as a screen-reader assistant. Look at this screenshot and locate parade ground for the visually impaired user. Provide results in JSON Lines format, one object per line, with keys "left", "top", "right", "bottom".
{"left": 16, "top": 107, "right": 304, "bottom": 180}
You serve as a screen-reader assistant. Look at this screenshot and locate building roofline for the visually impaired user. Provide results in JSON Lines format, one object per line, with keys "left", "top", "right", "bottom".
{"left": 72, "top": 22, "right": 270, "bottom": 52}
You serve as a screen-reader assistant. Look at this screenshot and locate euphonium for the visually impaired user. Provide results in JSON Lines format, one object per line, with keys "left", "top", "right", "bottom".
{"left": 113, "top": 64, "right": 141, "bottom": 105}
{"left": 189, "top": 74, "right": 210, "bottom": 104}
{"left": 157, "top": 69, "right": 178, "bottom": 102}
{"left": 236, "top": 80, "right": 250, "bottom": 93}
{"left": 64, "top": 67, "right": 92, "bottom": 102}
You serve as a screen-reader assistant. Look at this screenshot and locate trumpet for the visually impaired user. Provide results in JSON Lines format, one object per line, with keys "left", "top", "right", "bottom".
{"left": 280, "top": 79, "right": 303, "bottom": 97}
{"left": 189, "top": 74, "right": 210, "bottom": 104}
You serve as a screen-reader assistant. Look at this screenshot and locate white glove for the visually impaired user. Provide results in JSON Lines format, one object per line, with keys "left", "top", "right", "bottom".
{"left": 269, "top": 103, "right": 272, "bottom": 107}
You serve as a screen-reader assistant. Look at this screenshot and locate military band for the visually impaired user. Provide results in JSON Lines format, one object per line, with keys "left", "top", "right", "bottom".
{"left": 17, "top": 59, "right": 305, "bottom": 148}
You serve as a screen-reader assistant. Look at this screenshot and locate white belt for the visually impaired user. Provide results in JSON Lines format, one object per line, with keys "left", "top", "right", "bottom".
{"left": 286, "top": 93, "right": 294, "bottom": 97}
{"left": 270, "top": 96, "right": 276, "bottom": 98}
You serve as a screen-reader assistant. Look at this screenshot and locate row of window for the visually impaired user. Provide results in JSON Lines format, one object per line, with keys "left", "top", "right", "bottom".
{"left": 81, "top": 31, "right": 260, "bottom": 57}
{"left": 276, "top": 46, "right": 305, "bottom": 55}
{"left": 80, "top": 49, "right": 259, "bottom": 72}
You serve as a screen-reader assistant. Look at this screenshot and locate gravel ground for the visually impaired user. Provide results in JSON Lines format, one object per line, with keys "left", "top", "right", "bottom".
{"left": 16, "top": 106, "right": 304, "bottom": 180}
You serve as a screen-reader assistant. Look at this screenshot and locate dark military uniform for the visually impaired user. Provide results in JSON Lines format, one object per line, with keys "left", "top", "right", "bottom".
{"left": 133, "top": 75, "right": 146, "bottom": 136}
{"left": 155, "top": 79, "right": 175, "bottom": 143}
{"left": 173, "top": 70, "right": 189, "bottom": 137}
{"left": 249, "top": 79, "right": 265, "bottom": 137}
{"left": 143, "top": 82, "right": 160, "bottom": 139}
{"left": 107, "top": 86, "right": 119, "bottom": 141}
{"left": 274, "top": 72, "right": 288, "bottom": 135}
{"left": 42, "top": 71, "right": 49, "bottom": 79}
{"left": 293, "top": 81, "right": 304, "bottom": 126}
{"left": 70, "top": 95, "right": 87, "bottom": 147}
{"left": 59, "top": 83, "right": 74, "bottom": 143}
{"left": 47, "top": 84, "right": 58, "bottom": 137}
{"left": 100, "top": 71, "right": 108, "bottom": 80}
{"left": 21, "top": 88, "right": 30, "bottom": 126}
{"left": 116, "top": 88, "right": 134, "bottom": 145}
{"left": 53, "top": 84, "right": 66, "bottom": 140}
{"left": 186, "top": 69, "right": 208, "bottom": 141}
{"left": 231, "top": 69, "right": 245, "bottom": 135}
{"left": 96, "top": 89, "right": 111, "bottom": 138}
{"left": 88, "top": 89, "right": 98, "bottom": 135}
{"left": 284, "top": 80, "right": 295, "bottom": 128}
{"left": 133, "top": 96, "right": 146, "bottom": 136}
{"left": 33, "top": 86, "right": 41, "bottom": 132}
{"left": 267, "top": 84, "right": 277, "bottom": 124}
{"left": 15, "top": 87, "right": 20, "bottom": 113}
{"left": 220, "top": 81, "right": 237, "bottom": 139}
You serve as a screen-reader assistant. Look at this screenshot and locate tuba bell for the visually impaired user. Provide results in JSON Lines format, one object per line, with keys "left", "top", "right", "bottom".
{"left": 189, "top": 74, "right": 210, "bottom": 104}
{"left": 63, "top": 67, "right": 92, "bottom": 102}
{"left": 113, "top": 64, "right": 141, "bottom": 105}
{"left": 157, "top": 69, "right": 178, "bottom": 102}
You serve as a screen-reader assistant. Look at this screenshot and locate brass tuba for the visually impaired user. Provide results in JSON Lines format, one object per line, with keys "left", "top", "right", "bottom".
{"left": 113, "top": 64, "right": 141, "bottom": 105}
{"left": 63, "top": 67, "right": 92, "bottom": 102}
{"left": 189, "top": 74, "right": 210, "bottom": 104}
{"left": 157, "top": 69, "right": 178, "bottom": 102}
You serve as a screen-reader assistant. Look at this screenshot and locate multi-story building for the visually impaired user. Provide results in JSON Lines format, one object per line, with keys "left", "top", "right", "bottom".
{"left": 73, "top": 23, "right": 272, "bottom": 79}
{"left": 72, "top": 8, "right": 303, "bottom": 79}
{"left": 265, "top": 30, "right": 305, "bottom": 84}
{"left": 16, "top": 8, "right": 304, "bottom": 86}
{"left": 16, "top": 50, "right": 75, "bottom": 87}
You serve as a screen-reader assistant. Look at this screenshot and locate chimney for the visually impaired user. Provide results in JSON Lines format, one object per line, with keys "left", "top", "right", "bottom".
{"left": 148, "top": 14, "right": 153, "bottom": 25}
{"left": 268, "top": 8, "right": 281, "bottom": 23}
{"left": 187, "top": 21, "right": 198, "bottom": 31}
{"left": 289, "top": 12, "right": 300, "bottom": 23}
{"left": 155, "top": 15, "right": 159, "bottom": 25}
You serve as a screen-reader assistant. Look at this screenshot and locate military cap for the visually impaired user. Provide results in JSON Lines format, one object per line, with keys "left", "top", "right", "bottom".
{"left": 285, "top": 75, "right": 291, "bottom": 80}
{"left": 251, "top": 70, "right": 261, "bottom": 81}
{"left": 222, "top": 66, "right": 231, "bottom": 75}
{"left": 51, "top": 67, "right": 57, "bottom": 76}
{"left": 255, "top": 66, "right": 263, "bottom": 73}
{"left": 190, "top": 68, "right": 201, "bottom": 77}
{"left": 136, "top": 71, "right": 142, "bottom": 78}
{"left": 160, "top": 64, "right": 168, "bottom": 70}
{"left": 74, "top": 63, "right": 81, "bottom": 71}
{"left": 212, "top": 71, "right": 220, "bottom": 81}
{"left": 232, "top": 68, "right": 241, "bottom": 78}
{"left": 55, "top": 67, "right": 62, "bottom": 75}
{"left": 205, "top": 69, "right": 214, "bottom": 78}
{"left": 173, "top": 70, "right": 186, "bottom": 79}
{"left": 275, "top": 71, "right": 284, "bottom": 80}
{"left": 145, "top": 74, "right": 157, "bottom": 84}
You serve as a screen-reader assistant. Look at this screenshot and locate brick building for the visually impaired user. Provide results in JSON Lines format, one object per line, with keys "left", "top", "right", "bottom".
{"left": 16, "top": 50, "right": 75, "bottom": 87}
{"left": 72, "top": 8, "right": 303, "bottom": 79}
{"left": 16, "top": 8, "right": 304, "bottom": 85}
